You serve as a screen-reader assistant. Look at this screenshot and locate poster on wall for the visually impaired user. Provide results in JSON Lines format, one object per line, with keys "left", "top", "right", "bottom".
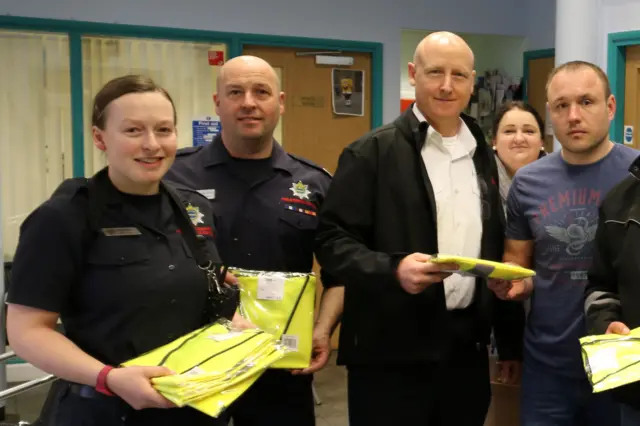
{"left": 192, "top": 116, "right": 221, "bottom": 147}
{"left": 545, "top": 108, "right": 554, "bottom": 136}
{"left": 208, "top": 50, "right": 225, "bottom": 66}
{"left": 332, "top": 68, "right": 365, "bottom": 116}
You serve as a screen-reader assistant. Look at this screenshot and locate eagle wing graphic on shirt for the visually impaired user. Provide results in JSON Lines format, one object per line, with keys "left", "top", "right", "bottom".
{"left": 545, "top": 226, "right": 571, "bottom": 244}
{"left": 545, "top": 217, "right": 597, "bottom": 256}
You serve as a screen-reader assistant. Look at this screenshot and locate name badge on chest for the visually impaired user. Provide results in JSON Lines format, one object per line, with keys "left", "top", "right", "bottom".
{"left": 101, "top": 227, "right": 142, "bottom": 237}
{"left": 197, "top": 189, "right": 216, "bottom": 200}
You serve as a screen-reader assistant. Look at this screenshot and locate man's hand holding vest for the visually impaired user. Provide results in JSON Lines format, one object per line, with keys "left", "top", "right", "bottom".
{"left": 396, "top": 253, "right": 458, "bottom": 295}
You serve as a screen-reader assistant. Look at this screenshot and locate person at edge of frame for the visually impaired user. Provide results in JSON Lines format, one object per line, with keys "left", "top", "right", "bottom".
{"left": 6, "top": 74, "right": 252, "bottom": 426}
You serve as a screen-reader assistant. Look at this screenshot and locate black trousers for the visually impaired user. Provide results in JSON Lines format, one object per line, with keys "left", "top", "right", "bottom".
{"left": 347, "top": 343, "right": 491, "bottom": 426}
{"left": 48, "top": 381, "right": 225, "bottom": 426}
{"left": 227, "top": 369, "right": 315, "bottom": 426}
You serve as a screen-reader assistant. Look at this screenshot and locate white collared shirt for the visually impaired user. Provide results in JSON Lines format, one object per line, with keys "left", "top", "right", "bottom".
{"left": 413, "top": 104, "right": 483, "bottom": 310}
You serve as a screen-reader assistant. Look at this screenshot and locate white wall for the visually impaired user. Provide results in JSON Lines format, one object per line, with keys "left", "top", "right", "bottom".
{"left": 602, "top": 0, "right": 640, "bottom": 37}
{"left": 524, "top": 0, "right": 556, "bottom": 51}
{"left": 1, "top": 0, "right": 526, "bottom": 124}
{"left": 528, "top": 0, "right": 640, "bottom": 73}
{"left": 400, "top": 30, "right": 527, "bottom": 99}
{"left": 523, "top": 0, "right": 640, "bottom": 71}
{"left": 601, "top": 0, "right": 640, "bottom": 69}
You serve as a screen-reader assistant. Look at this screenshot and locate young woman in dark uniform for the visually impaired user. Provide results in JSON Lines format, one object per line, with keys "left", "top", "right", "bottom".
{"left": 6, "top": 75, "right": 247, "bottom": 425}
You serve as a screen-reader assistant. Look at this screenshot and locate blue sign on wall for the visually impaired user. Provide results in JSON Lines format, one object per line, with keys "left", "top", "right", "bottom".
{"left": 624, "top": 125, "right": 634, "bottom": 145}
{"left": 192, "top": 117, "right": 221, "bottom": 147}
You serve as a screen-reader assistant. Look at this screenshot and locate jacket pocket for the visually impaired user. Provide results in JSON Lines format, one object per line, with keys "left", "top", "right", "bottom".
{"left": 278, "top": 209, "right": 317, "bottom": 257}
{"left": 87, "top": 235, "right": 151, "bottom": 266}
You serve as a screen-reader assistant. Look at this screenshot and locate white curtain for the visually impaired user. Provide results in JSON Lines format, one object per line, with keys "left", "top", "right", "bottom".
{"left": 0, "top": 30, "right": 72, "bottom": 260}
{"left": 82, "top": 36, "right": 226, "bottom": 176}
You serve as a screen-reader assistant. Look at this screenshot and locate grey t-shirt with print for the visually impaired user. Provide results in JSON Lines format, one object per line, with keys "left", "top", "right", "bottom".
{"left": 506, "top": 143, "right": 638, "bottom": 377}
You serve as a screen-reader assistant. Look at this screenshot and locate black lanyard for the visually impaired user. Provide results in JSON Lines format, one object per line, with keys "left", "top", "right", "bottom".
{"left": 162, "top": 181, "right": 237, "bottom": 323}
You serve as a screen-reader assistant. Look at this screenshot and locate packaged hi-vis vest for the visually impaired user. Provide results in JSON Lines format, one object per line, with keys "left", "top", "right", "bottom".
{"left": 121, "top": 320, "right": 287, "bottom": 418}
{"left": 232, "top": 269, "right": 316, "bottom": 369}
{"left": 580, "top": 327, "right": 640, "bottom": 393}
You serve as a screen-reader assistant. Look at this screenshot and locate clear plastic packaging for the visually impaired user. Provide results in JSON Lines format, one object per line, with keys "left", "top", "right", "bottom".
{"left": 580, "top": 327, "right": 640, "bottom": 393}
{"left": 232, "top": 268, "right": 316, "bottom": 369}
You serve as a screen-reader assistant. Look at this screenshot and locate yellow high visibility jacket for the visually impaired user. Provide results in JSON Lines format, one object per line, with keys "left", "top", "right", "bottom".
{"left": 122, "top": 320, "right": 286, "bottom": 417}
{"left": 233, "top": 269, "right": 316, "bottom": 369}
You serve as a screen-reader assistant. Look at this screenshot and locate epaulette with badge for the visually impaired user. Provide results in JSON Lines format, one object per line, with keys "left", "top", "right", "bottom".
{"left": 287, "top": 153, "right": 332, "bottom": 178}
{"left": 164, "top": 179, "right": 212, "bottom": 202}
{"left": 50, "top": 177, "right": 89, "bottom": 200}
{"left": 175, "top": 145, "right": 204, "bottom": 158}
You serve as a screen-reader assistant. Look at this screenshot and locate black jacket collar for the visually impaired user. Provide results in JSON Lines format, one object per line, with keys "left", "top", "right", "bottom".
{"left": 630, "top": 154, "right": 640, "bottom": 180}
{"left": 393, "top": 102, "right": 489, "bottom": 156}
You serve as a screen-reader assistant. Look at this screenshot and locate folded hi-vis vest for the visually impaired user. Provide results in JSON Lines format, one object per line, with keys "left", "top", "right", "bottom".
{"left": 430, "top": 254, "right": 536, "bottom": 280}
{"left": 232, "top": 269, "right": 316, "bottom": 369}
{"left": 121, "top": 319, "right": 287, "bottom": 418}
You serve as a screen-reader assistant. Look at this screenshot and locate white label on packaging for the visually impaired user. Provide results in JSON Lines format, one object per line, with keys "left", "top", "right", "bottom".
{"left": 589, "top": 347, "right": 619, "bottom": 372}
{"left": 281, "top": 334, "right": 299, "bottom": 352}
{"left": 257, "top": 275, "right": 285, "bottom": 301}
{"left": 207, "top": 331, "right": 243, "bottom": 342}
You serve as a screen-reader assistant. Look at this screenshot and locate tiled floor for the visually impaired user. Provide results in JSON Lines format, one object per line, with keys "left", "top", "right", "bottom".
{"left": 2, "top": 353, "right": 349, "bottom": 425}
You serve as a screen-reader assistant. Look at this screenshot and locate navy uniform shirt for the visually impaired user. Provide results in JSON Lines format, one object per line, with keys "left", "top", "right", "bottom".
{"left": 8, "top": 168, "right": 219, "bottom": 366}
{"left": 165, "top": 136, "right": 333, "bottom": 279}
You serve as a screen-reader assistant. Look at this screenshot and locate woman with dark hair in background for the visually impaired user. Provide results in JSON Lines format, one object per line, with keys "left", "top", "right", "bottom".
{"left": 492, "top": 101, "right": 546, "bottom": 213}
{"left": 489, "top": 101, "right": 546, "bottom": 387}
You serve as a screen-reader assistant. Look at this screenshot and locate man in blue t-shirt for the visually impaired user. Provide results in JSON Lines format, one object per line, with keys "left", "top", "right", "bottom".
{"left": 489, "top": 60, "right": 639, "bottom": 426}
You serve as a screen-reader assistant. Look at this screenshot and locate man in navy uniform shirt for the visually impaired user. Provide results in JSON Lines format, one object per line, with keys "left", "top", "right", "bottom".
{"left": 166, "top": 55, "right": 342, "bottom": 426}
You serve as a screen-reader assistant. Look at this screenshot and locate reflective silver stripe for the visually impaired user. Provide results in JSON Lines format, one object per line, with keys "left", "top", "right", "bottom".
{"left": 589, "top": 298, "right": 620, "bottom": 307}
{"left": 585, "top": 290, "right": 607, "bottom": 306}
{"left": 605, "top": 219, "right": 640, "bottom": 226}
{"left": 585, "top": 290, "right": 620, "bottom": 314}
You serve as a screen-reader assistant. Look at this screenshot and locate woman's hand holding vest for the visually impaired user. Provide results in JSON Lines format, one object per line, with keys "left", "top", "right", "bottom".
{"left": 106, "top": 365, "right": 177, "bottom": 410}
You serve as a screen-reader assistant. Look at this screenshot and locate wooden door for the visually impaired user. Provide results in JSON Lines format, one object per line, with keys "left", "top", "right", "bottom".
{"left": 242, "top": 45, "right": 373, "bottom": 349}
{"left": 624, "top": 45, "right": 640, "bottom": 149}
{"left": 527, "top": 56, "right": 555, "bottom": 152}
